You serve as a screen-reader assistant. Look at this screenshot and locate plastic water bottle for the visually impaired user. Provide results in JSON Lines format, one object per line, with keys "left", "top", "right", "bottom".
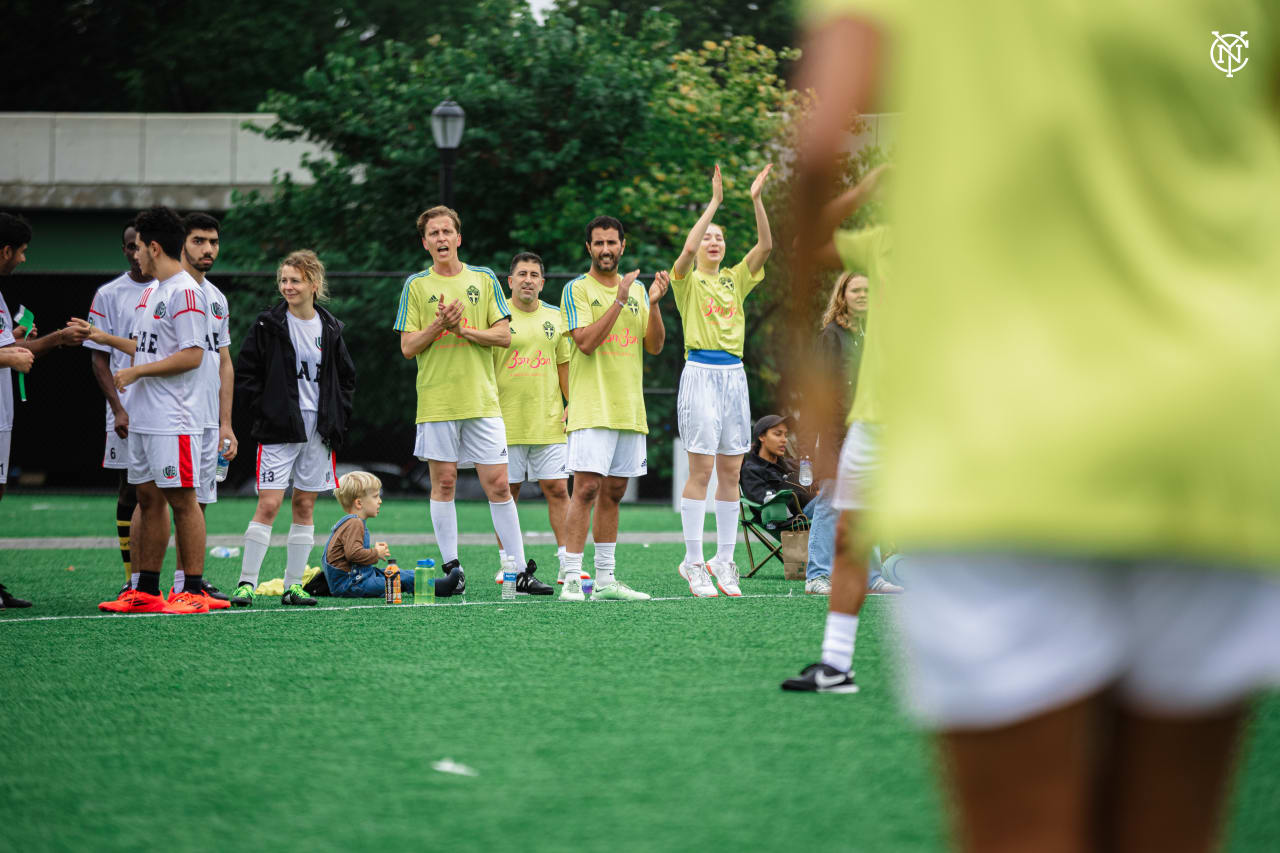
{"left": 501, "top": 563, "right": 517, "bottom": 600}
{"left": 798, "top": 456, "right": 814, "bottom": 487}
{"left": 214, "top": 438, "right": 232, "bottom": 483}
{"left": 209, "top": 546, "right": 241, "bottom": 558}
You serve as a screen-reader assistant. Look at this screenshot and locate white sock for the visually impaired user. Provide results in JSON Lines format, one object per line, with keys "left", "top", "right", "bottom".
{"left": 820, "top": 611, "right": 860, "bottom": 673}
{"left": 284, "top": 524, "right": 314, "bottom": 588}
{"left": 489, "top": 500, "right": 525, "bottom": 567}
{"left": 173, "top": 569, "right": 185, "bottom": 594}
{"left": 565, "top": 552, "right": 583, "bottom": 580}
{"left": 239, "top": 521, "right": 272, "bottom": 586}
{"left": 594, "top": 542, "right": 616, "bottom": 586}
{"left": 130, "top": 572, "right": 139, "bottom": 590}
{"left": 680, "top": 497, "right": 705, "bottom": 564}
{"left": 430, "top": 500, "right": 459, "bottom": 564}
{"left": 714, "top": 500, "right": 739, "bottom": 563}
{"left": 556, "top": 546, "right": 567, "bottom": 570}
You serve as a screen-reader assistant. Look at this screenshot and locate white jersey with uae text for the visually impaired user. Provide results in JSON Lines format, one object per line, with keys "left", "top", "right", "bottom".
{"left": 0, "top": 291, "right": 15, "bottom": 431}
{"left": 287, "top": 311, "right": 324, "bottom": 414}
{"left": 85, "top": 271, "right": 153, "bottom": 430}
{"left": 127, "top": 270, "right": 209, "bottom": 435}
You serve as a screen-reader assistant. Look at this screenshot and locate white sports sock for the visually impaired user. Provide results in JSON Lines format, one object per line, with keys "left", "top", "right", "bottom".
{"left": 239, "top": 521, "right": 272, "bottom": 587}
{"left": 680, "top": 497, "right": 705, "bottom": 565}
{"left": 714, "top": 500, "right": 739, "bottom": 563}
{"left": 130, "top": 572, "right": 139, "bottom": 590}
{"left": 430, "top": 500, "right": 459, "bottom": 564}
{"left": 594, "top": 542, "right": 616, "bottom": 586}
{"left": 284, "top": 524, "right": 314, "bottom": 588}
{"left": 489, "top": 500, "right": 525, "bottom": 567}
{"left": 556, "top": 546, "right": 567, "bottom": 570}
{"left": 565, "top": 552, "right": 584, "bottom": 576}
{"left": 173, "top": 569, "right": 185, "bottom": 594}
{"left": 820, "top": 611, "right": 860, "bottom": 673}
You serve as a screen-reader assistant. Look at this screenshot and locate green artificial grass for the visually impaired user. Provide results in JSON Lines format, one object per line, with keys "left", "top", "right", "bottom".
{"left": 1, "top": 495, "right": 1278, "bottom": 852}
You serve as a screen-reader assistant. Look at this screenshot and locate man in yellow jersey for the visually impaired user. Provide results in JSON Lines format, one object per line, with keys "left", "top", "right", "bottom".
{"left": 670, "top": 162, "right": 773, "bottom": 599}
{"left": 558, "top": 215, "right": 669, "bottom": 601}
{"left": 781, "top": 165, "right": 889, "bottom": 695}
{"left": 488, "top": 251, "right": 567, "bottom": 593}
{"left": 394, "top": 206, "right": 534, "bottom": 591}
{"left": 789, "top": 1, "right": 1280, "bottom": 851}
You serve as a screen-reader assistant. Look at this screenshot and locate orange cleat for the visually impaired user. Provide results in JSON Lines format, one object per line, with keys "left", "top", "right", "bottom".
{"left": 168, "top": 588, "right": 230, "bottom": 611}
{"left": 99, "top": 589, "right": 170, "bottom": 613}
{"left": 165, "top": 591, "right": 211, "bottom": 614}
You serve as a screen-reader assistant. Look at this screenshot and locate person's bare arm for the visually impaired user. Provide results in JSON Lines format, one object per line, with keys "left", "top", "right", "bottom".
{"left": 400, "top": 299, "right": 463, "bottom": 359}
{"left": 218, "top": 346, "right": 238, "bottom": 460}
{"left": 91, "top": 350, "right": 130, "bottom": 437}
{"left": 114, "top": 346, "right": 202, "bottom": 390}
{"left": 70, "top": 318, "right": 137, "bottom": 356}
{"left": 743, "top": 163, "right": 775, "bottom": 274}
{"left": 569, "top": 271, "right": 640, "bottom": 356}
{"left": 672, "top": 166, "right": 723, "bottom": 280}
{"left": 0, "top": 346, "right": 34, "bottom": 373}
{"left": 557, "top": 361, "right": 569, "bottom": 402}
{"left": 456, "top": 316, "right": 512, "bottom": 349}
{"left": 644, "top": 272, "right": 669, "bottom": 355}
{"left": 23, "top": 325, "right": 87, "bottom": 357}
{"left": 813, "top": 164, "right": 891, "bottom": 270}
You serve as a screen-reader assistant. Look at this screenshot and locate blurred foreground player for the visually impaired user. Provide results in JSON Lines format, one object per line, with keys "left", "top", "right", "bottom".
{"left": 790, "top": 1, "right": 1280, "bottom": 852}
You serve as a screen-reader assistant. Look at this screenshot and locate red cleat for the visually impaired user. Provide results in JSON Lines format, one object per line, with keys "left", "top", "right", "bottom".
{"left": 165, "top": 591, "right": 211, "bottom": 614}
{"left": 99, "top": 589, "right": 170, "bottom": 613}
{"left": 168, "top": 588, "right": 230, "bottom": 610}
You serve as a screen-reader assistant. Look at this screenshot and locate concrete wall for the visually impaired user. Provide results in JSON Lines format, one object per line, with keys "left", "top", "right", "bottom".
{"left": 0, "top": 113, "right": 324, "bottom": 210}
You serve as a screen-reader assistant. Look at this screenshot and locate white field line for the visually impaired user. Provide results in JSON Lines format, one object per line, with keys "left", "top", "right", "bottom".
{"left": 0, "top": 531, "right": 721, "bottom": 550}
{"left": 0, "top": 592, "right": 818, "bottom": 627}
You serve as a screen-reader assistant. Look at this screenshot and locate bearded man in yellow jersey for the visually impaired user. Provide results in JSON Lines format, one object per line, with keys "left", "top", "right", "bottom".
{"left": 558, "top": 216, "right": 669, "bottom": 601}
{"left": 487, "top": 251, "right": 568, "bottom": 594}
{"left": 785, "top": 1, "right": 1280, "bottom": 851}
{"left": 394, "top": 206, "right": 534, "bottom": 591}
{"left": 670, "top": 162, "right": 773, "bottom": 599}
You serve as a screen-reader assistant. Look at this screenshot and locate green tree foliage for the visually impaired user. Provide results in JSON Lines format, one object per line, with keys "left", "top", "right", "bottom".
{"left": 222, "top": 5, "right": 803, "bottom": 485}
{"left": 553, "top": 0, "right": 797, "bottom": 56}
{"left": 0, "top": 0, "right": 523, "bottom": 112}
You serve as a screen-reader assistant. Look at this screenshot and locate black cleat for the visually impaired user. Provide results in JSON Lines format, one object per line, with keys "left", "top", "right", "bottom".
{"left": 433, "top": 566, "right": 465, "bottom": 598}
{"left": 515, "top": 560, "right": 553, "bottom": 596}
{"left": 281, "top": 583, "right": 318, "bottom": 606}
{"left": 201, "top": 578, "right": 230, "bottom": 601}
{"left": 780, "top": 663, "right": 859, "bottom": 694}
{"left": 440, "top": 559, "right": 466, "bottom": 595}
{"left": 0, "top": 584, "right": 32, "bottom": 609}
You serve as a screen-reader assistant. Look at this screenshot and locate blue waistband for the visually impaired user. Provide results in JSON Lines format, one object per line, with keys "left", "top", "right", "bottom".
{"left": 688, "top": 349, "right": 742, "bottom": 365}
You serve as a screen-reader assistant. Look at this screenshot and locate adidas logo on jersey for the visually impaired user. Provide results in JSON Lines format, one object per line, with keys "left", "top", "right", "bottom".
{"left": 591, "top": 299, "right": 602, "bottom": 307}
{"left": 428, "top": 294, "right": 439, "bottom": 303}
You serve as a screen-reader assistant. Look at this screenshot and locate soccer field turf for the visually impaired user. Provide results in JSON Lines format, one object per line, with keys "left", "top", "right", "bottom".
{"left": 2, "top": 494, "right": 1278, "bottom": 852}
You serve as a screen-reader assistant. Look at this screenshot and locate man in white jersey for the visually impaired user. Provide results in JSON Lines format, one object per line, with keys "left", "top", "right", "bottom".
{"left": 176, "top": 212, "right": 236, "bottom": 601}
{"left": 0, "top": 212, "right": 91, "bottom": 609}
{"left": 78, "top": 207, "right": 215, "bottom": 614}
{"left": 489, "top": 251, "right": 567, "bottom": 593}
{"left": 394, "top": 205, "right": 533, "bottom": 591}
{"left": 558, "top": 215, "right": 669, "bottom": 601}
{"left": 84, "top": 220, "right": 154, "bottom": 596}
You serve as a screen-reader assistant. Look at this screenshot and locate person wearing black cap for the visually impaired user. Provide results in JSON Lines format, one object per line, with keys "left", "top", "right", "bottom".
{"left": 740, "top": 415, "right": 815, "bottom": 529}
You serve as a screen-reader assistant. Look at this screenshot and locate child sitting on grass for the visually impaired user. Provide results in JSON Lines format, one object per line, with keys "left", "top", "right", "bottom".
{"left": 323, "top": 471, "right": 413, "bottom": 597}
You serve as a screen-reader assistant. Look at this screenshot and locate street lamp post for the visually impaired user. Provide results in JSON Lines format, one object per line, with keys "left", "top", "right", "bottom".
{"left": 431, "top": 99, "right": 466, "bottom": 208}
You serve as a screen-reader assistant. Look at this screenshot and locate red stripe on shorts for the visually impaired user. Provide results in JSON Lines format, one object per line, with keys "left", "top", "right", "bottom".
{"left": 178, "top": 434, "right": 195, "bottom": 488}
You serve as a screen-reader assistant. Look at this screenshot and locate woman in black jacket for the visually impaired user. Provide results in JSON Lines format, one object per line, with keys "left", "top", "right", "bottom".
{"left": 229, "top": 250, "right": 356, "bottom": 608}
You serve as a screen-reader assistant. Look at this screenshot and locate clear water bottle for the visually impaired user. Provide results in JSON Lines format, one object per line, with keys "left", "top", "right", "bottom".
{"left": 501, "top": 562, "right": 517, "bottom": 600}
{"left": 798, "top": 456, "right": 813, "bottom": 487}
{"left": 209, "top": 546, "right": 241, "bottom": 558}
{"left": 416, "top": 558, "right": 435, "bottom": 572}
{"left": 214, "top": 438, "right": 232, "bottom": 482}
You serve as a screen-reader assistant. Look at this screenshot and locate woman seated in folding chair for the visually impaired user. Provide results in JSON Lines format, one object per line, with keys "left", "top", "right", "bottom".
{"left": 741, "top": 415, "right": 817, "bottom": 530}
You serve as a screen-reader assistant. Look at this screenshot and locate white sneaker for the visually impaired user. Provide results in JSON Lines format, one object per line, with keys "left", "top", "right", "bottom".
{"left": 560, "top": 575, "right": 586, "bottom": 601}
{"left": 678, "top": 561, "right": 718, "bottom": 597}
{"left": 590, "top": 581, "right": 651, "bottom": 601}
{"left": 707, "top": 559, "right": 742, "bottom": 597}
{"left": 805, "top": 575, "right": 832, "bottom": 595}
{"left": 868, "top": 576, "right": 904, "bottom": 594}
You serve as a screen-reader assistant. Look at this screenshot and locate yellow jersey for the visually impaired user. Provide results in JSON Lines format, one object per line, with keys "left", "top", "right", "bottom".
{"left": 494, "top": 300, "right": 572, "bottom": 445}
{"left": 560, "top": 273, "right": 650, "bottom": 434}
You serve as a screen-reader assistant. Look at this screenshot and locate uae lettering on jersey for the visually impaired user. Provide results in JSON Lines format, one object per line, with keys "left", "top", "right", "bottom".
{"left": 297, "top": 338, "right": 324, "bottom": 382}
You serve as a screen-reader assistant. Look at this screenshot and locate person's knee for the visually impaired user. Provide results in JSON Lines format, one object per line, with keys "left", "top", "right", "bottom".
{"left": 291, "top": 491, "right": 317, "bottom": 521}
{"left": 603, "top": 478, "right": 629, "bottom": 503}
{"left": 433, "top": 469, "right": 458, "bottom": 494}
{"left": 574, "top": 477, "right": 602, "bottom": 503}
{"left": 543, "top": 480, "right": 569, "bottom": 501}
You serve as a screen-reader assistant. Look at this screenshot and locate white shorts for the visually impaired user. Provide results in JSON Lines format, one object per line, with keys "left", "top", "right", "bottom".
{"left": 677, "top": 361, "right": 751, "bottom": 456}
{"left": 103, "top": 431, "right": 129, "bottom": 470}
{"left": 196, "top": 425, "right": 220, "bottom": 505}
{"left": 508, "top": 443, "right": 569, "bottom": 483}
{"left": 566, "top": 428, "right": 647, "bottom": 478}
{"left": 0, "top": 429, "right": 10, "bottom": 484}
{"left": 414, "top": 417, "right": 508, "bottom": 467}
{"left": 256, "top": 410, "right": 336, "bottom": 493}
{"left": 128, "top": 432, "right": 201, "bottom": 489}
{"left": 899, "top": 554, "right": 1280, "bottom": 729}
{"left": 832, "top": 421, "right": 881, "bottom": 511}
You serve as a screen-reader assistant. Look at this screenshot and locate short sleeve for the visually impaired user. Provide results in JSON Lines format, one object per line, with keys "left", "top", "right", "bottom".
{"left": 171, "top": 285, "right": 209, "bottom": 349}
{"left": 0, "top": 294, "right": 15, "bottom": 348}
{"left": 561, "top": 279, "right": 592, "bottom": 331}
{"left": 393, "top": 275, "right": 423, "bottom": 332}
{"left": 217, "top": 301, "right": 232, "bottom": 349}
{"left": 555, "top": 323, "right": 572, "bottom": 364}
{"left": 634, "top": 282, "right": 649, "bottom": 336}
{"left": 669, "top": 266, "right": 691, "bottom": 303}
{"left": 834, "top": 226, "right": 885, "bottom": 276}
{"left": 732, "top": 258, "right": 766, "bottom": 299}
{"left": 84, "top": 287, "right": 112, "bottom": 353}
{"left": 483, "top": 269, "right": 511, "bottom": 326}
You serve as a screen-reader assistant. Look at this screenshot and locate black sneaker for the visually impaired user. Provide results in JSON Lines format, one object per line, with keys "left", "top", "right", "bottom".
{"left": 0, "top": 584, "right": 32, "bottom": 609}
{"left": 433, "top": 565, "right": 465, "bottom": 598}
{"left": 201, "top": 578, "right": 230, "bottom": 601}
{"left": 230, "top": 582, "right": 255, "bottom": 607}
{"left": 515, "top": 560, "right": 553, "bottom": 596}
{"left": 440, "top": 560, "right": 466, "bottom": 596}
{"left": 780, "top": 663, "right": 859, "bottom": 694}
{"left": 281, "top": 583, "right": 318, "bottom": 606}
